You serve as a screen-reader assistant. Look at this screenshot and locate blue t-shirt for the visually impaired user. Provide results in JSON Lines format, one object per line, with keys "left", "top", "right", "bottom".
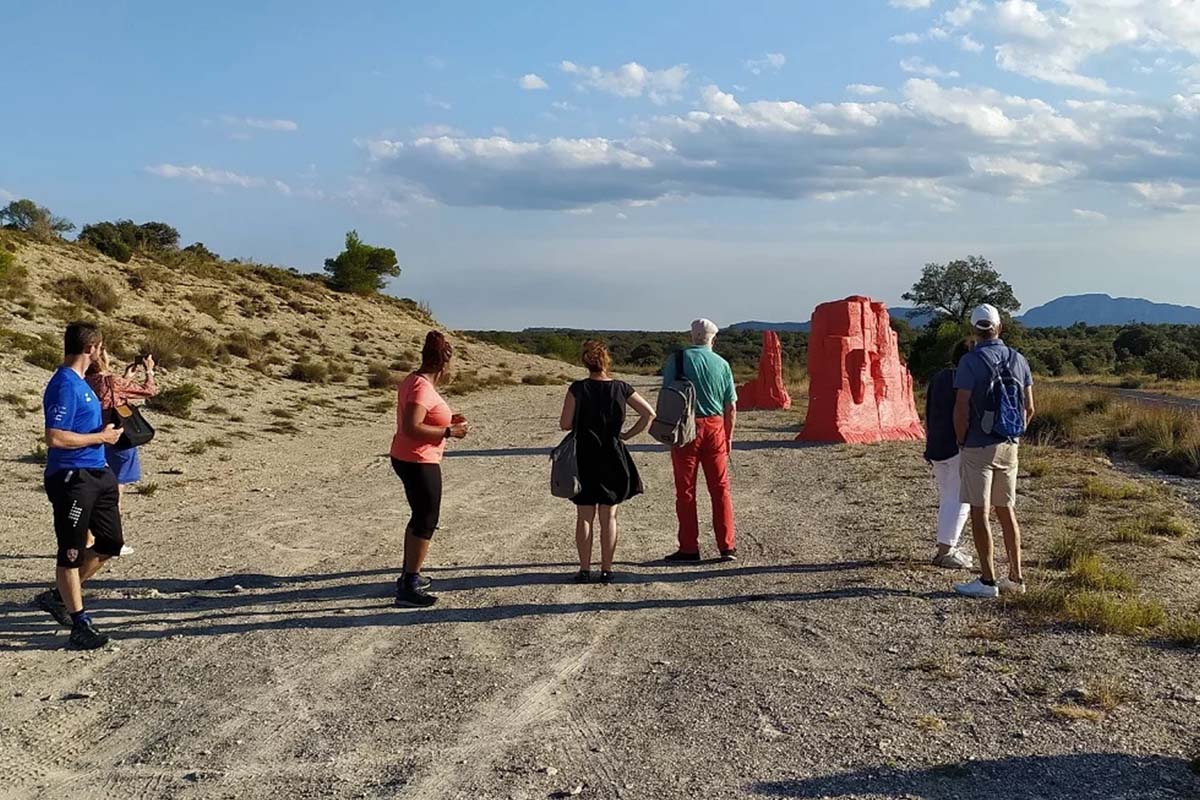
{"left": 661, "top": 346, "right": 737, "bottom": 418}
{"left": 953, "top": 339, "right": 1033, "bottom": 448}
{"left": 43, "top": 367, "right": 107, "bottom": 474}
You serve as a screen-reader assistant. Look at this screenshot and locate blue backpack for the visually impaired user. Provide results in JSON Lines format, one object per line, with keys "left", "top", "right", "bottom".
{"left": 978, "top": 347, "right": 1027, "bottom": 439}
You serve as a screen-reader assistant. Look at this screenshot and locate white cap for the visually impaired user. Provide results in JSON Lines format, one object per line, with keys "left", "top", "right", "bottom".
{"left": 690, "top": 318, "right": 719, "bottom": 344}
{"left": 970, "top": 303, "right": 1001, "bottom": 331}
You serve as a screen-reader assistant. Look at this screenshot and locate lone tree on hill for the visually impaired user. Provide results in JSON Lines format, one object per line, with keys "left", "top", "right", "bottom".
{"left": 0, "top": 199, "right": 75, "bottom": 240}
{"left": 902, "top": 255, "right": 1019, "bottom": 323}
{"left": 324, "top": 230, "right": 400, "bottom": 294}
{"left": 78, "top": 219, "right": 181, "bottom": 263}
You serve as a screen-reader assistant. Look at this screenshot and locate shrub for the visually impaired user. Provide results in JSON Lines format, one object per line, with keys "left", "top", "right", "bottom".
{"left": 521, "top": 373, "right": 556, "bottom": 386}
{"left": 1025, "top": 459, "right": 1049, "bottom": 478}
{"left": 187, "top": 291, "right": 225, "bottom": 321}
{"left": 1, "top": 199, "right": 74, "bottom": 239}
{"left": 328, "top": 361, "right": 351, "bottom": 383}
{"left": 24, "top": 343, "right": 61, "bottom": 370}
{"left": 1145, "top": 512, "right": 1194, "bottom": 539}
{"left": 1162, "top": 617, "right": 1200, "bottom": 648}
{"left": 288, "top": 360, "right": 328, "bottom": 383}
{"left": 78, "top": 222, "right": 133, "bottom": 262}
{"left": 1062, "top": 592, "right": 1164, "bottom": 635}
{"left": 1045, "top": 530, "right": 1096, "bottom": 569}
{"left": 140, "top": 325, "right": 215, "bottom": 369}
{"left": 219, "top": 329, "right": 264, "bottom": 360}
{"left": 1066, "top": 554, "right": 1136, "bottom": 593}
{"left": 53, "top": 276, "right": 120, "bottom": 313}
{"left": 366, "top": 362, "right": 399, "bottom": 389}
{"left": 1081, "top": 478, "right": 1147, "bottom": 502}
{"left": 323, "top": 230, "right": 400, "bottom": 294}
{"left": 147, "top": 383, "right": 203, "bottom": 418}
{"left": 183, "top": 241, "right": 219, "bottom": 260}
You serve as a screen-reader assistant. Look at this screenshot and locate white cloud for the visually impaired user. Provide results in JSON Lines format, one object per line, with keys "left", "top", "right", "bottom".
{"left": 847, "top": 83, "right": 886, "bottom": 96}
{"left": 1073, "top": 208, "right": 1108, "bottom": 222}
{"left": 890, "top": 32, "right": 924, "bottom": 45}
{"left": 943, "top": 1, "right": 984, "bottom": 28}
{"left": 551, "top": 101, "right": 578, "bottom": 112}
{"left": 560, "top": 60, "right": 689, "bottom": 104}
{"left": 744, "top": 52, "right": 787, "bottom": 74}
{"left": 889, "top": 0, "right": 932, "bottom": 8}
{"left": 519, "top": 73, "right": 549, "bottom": 90}
{"left": 900, "top": 57, "right": 960, "bottom": 79}
{"left": 1174, "top": 93, "right": 1200, "bottom": 117}
{"left": 220, "top": 115, "right": 298, "bottom": 132}
{"left": 145, "top": 163, "right": 302, "bottom": 197}
{"left": 959, "top": 34, "right": 985, "bottom": 53}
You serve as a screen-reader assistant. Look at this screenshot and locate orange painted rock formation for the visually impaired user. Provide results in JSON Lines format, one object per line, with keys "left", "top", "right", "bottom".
{"left": 798, "top": 296, "right": 925, "bottom": 444}
{"left": 737, "top": 331, "right": 792, "bottom": 411}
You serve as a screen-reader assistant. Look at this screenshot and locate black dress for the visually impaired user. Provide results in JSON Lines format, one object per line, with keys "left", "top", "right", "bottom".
{"left": 569, "top": 379, "right": 645, "bottom": 506}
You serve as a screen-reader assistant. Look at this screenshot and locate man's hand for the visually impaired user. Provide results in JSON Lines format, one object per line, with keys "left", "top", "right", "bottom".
{"left": 99, "top": 424, "right": 122, "bottom": 445}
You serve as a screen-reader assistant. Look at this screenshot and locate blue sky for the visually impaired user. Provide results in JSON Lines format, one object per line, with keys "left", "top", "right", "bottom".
{"left": 3, "top": 1, "right": 1200, "bottom": 329}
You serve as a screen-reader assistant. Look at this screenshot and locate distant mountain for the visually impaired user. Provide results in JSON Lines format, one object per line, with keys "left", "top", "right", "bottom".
{"left": 1017, "top": 294, "right": 1200, "bottom": 327}
{"left": 729, "top": 307, "right": 932, "bottom": 334}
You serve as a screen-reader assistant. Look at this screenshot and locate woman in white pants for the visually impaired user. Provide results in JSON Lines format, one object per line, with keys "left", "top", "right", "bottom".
{"left": 925, "top": 339, "right": 973, "bottom": 568}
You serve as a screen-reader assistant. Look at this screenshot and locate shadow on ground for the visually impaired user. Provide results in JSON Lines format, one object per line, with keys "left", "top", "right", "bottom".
{"left": 752, "top": 753, "right": 1196, "bottom": 799}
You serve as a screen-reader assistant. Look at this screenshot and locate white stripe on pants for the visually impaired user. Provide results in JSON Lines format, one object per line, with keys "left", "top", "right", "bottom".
{"left": 932, "top": 455, "right": 970, "bottom": 548}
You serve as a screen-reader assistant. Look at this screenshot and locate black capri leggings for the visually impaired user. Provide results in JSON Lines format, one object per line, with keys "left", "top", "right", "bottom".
{"left": 391, "top": 458, "right": 442, "bottom": 539}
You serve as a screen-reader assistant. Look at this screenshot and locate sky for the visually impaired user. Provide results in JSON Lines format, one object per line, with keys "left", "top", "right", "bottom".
{"left": 2, "top": 0, "right": 1200, "bottom": 330}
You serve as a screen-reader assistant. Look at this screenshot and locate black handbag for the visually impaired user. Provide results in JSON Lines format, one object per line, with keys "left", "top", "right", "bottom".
{"left": 106, "top": 376, "right": 156, "bottom": 451}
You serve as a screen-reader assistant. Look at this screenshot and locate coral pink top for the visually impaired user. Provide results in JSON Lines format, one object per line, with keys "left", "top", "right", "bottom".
{"left": 85, "top": 372, "right": 159, "bottom": 411}
{"left": 390, "top": 374, "right": 452, "bottom": 464}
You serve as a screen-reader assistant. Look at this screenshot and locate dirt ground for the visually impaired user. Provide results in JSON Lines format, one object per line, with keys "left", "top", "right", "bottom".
{"left": 1, "top": 377, "right": 1198, "bottom": 800}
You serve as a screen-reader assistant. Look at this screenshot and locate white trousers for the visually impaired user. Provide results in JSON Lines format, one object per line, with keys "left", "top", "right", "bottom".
{"left": 932, "top": 455, "right": 970, "bottom": 548}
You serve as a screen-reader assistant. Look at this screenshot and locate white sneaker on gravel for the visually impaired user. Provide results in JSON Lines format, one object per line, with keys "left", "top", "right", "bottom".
{"left": 998, "top": 577, "right": 1027, "bottom": 596}
{"left": 932, "top": 549, "right": 974, "bottom": 569}
{"left": 954, "top": 578, "right": 999, "bottom": 599}
{"left": 118, "top": 545, "right": 134, "bottom": 557}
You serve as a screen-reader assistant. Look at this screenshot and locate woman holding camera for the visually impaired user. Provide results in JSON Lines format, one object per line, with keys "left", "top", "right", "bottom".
{"left": 85, "top": 348, "right": 158, "bottom": 513}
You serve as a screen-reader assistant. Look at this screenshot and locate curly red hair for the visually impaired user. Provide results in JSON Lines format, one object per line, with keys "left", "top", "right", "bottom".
{"left": 419, "top": 330, "right": 454, "bottom": 374}
{"left": 581, "top": 340, "right": 612, "bottom": 375}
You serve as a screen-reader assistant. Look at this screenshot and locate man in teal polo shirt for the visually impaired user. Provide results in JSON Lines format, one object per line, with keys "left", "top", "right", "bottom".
{"left": 661, "top": 318, "right": 738, "bottom": 562}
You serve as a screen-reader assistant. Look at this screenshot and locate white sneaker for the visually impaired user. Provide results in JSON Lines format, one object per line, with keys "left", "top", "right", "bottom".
{"left": 118, "top": 545, "right": 134, "bottom": 557}
{"left": 998, "top": 577, "right": 1027, "bottom": 596}
{"left": 954, "top": 578, "right": 999, "bottom": 599}
{"left": 933, "top": 549, "right": 974, "bottom": 569}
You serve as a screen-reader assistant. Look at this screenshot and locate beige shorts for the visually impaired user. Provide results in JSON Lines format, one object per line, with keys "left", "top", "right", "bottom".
{"left": 959, "top": 442, "right": 1019, "bottom": 508}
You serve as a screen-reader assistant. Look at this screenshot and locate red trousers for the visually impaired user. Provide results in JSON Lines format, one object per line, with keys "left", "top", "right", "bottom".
{"left": 670, "top": 415, "right": 735, "bottom": 553}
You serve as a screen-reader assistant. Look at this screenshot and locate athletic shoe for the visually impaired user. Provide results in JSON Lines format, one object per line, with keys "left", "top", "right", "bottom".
{"left": 395, "top": 574, "right": 432, "bottom": 592}
{"left": 33, "top": 590, "right": 73, "bottom": 628}
{"left": 998, "top": 577, "right": 1027, "bottom": 596}
{"left": 954, "top": 578, "right": 1000, "bottom": 599}
{"left": 573, "top": 569, "right": 591, "bottom": 584}
{"left": 118, "top": 545, "right": 134, "bottom": 557}
{"left": 932, "top": 549, "right": 974, "bottom": 569}
{"left": 663, "top": 550, "right": 701, "bottom": 562}
{"left": 67, "top": 621, "right": 111, "bottom": 650}
{"left": 597, "top": 570, "right": 614, "bottom": 584}
{"left": 395, "top": 585, "right": 438, "bottom": 608}
{"left": 719, "top": 549, "right": 738, "bottom": 562}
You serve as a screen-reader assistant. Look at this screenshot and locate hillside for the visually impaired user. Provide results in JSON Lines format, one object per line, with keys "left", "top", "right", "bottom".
{"left": 0, "top": 232, "right": 568, "bottom": 455}
{"left": 1019, "top": 294, "right": 1200, "bottom": 327}
{"left": 730, "top": 307, "right": 933, "bottom": 333}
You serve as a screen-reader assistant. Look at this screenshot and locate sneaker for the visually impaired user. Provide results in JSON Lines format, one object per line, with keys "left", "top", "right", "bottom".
{"left": 719, "top": 549, "right": 738, "bottom": 562}
{"left": 118, "top": 544, "right": 134, "bottom": 557}
{"left": 573, "top": 569, "right": 591, "bottom": 584}
{"left": 932, "top": 549, "right": 974, "bottom": 569}
{"left": 33, "top": 590, "right": 73, "bottom": 628}
{"left": 998, "top": 577, "right": 1027, "bottom": 596}
{"left": 67, "top": 621, "right": 111, "bottom": 650}
{"left": 395, "top": 574, "right": 432, "bottom": 592}
{"left": 954, "top": 578, "right": 1000, "bottom": 599}
{"left": 395, "top": 585, "right": 438, "bottom": 608}
{"left": 663, "top": 550, "right": 701, "bottom": 562}
{"left": 597, "top": 570, "right": 614, "bottom": 584}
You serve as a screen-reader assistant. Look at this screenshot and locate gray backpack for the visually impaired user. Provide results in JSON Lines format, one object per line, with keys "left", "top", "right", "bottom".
{"left": 650, "top": 350, "right": 697, "bottom": 447}
{"left": 550, "top": 389, "right": 581, "bottom": 499}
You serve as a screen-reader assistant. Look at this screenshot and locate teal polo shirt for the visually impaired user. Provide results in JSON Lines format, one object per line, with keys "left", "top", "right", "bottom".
{"left": 661, "top": 345, "right": 737, "bottom": 418}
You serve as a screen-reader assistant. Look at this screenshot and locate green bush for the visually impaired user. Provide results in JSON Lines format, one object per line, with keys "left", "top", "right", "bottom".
{"left": 79, "top": 219, "right": 179, "bottom": 261}
{"left": 187, "top": 291, "right": 225, "bottom": 321}
{"left": 323, "top": 230, "right": 400, "bottom": 294}
{"left": 147, "top": 383, "right": 203, "bottom": 418}
{"left": 219, "top": 329, "right": 264, "bottom": 360}
{"left": 140, "top": 325, "right": 215, "bottom": 369}
{"left": 53, "top": 276, "right": 120, "bottom": 313}
{"left": 24, "top": 344, "right": 61, "bottom": 370}
{"left": 1, "top": 199, "right": 74, "bottom": 239}
{"left": 366, "top": 362, "right": 399, "bottom": 389}
{"left": 288, "top": 360, "right": 328, "bottom": 383}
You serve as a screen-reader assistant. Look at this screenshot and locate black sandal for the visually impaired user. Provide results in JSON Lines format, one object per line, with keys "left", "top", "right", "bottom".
{"left": 573, "top": 569, "right": 591, "bottom": 583}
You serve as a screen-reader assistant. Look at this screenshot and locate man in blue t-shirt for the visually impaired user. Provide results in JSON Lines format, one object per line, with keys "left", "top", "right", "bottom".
{"left": 952, "top": 304, "right": 1035, "bottom": 600}
{"left": 34, "top": 322, "right": 123, "bottom": 650}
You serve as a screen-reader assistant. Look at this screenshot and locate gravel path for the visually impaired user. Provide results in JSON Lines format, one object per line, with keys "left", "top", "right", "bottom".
{"left": 1, "top": 379, "right": 1197, "bottom": 799}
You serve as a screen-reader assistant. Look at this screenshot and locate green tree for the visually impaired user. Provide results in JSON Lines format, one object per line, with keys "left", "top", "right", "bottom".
{"left": 0, "top": 199, "right": 75, "bottom": 239}
{"left": 323, "top": 231, "right": 400, "bottom": 294}
{"left": 902, "top": 255, "right": 1019, "bottom": 324}
{"left": 135, "top": 221, "right": 180, "bottom": 250}
{"left": 183, "top": 241, "right": 219, "bottom": 260}
{"left": 78, "top": 221, "right": 134, "bottom": 262}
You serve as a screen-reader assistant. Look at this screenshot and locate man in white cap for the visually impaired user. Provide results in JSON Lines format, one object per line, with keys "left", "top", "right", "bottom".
{"left": 952, "top": 303, "right": 1035, "bottom": 598}
{"left": 661, "top": 319, "right": 738, "bottom": 562}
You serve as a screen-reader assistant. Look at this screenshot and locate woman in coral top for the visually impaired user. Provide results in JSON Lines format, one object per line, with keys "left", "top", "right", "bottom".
{"left": 85, "top": 347, "right": 158, "bottom": 493}
{"left": 390, "top": 331, "right": 469, "bottom": 608}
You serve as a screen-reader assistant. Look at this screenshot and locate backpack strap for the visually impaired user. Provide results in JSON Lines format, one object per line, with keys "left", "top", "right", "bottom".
{"left": 675, "top": 349, "right": 685, "bottom": 381}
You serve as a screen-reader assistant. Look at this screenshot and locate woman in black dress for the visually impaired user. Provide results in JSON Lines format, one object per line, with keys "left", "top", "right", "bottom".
{"left": 559, "top": 341, "right": 655, "bottom": 583}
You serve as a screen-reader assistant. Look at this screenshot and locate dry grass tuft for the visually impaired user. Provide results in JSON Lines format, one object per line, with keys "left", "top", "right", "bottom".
{"left": 915, "top": 714, "right": 947, "bottom": 731}
{"left": 1081, "top": 477, "right": 1148, "bottom": 502}
{"left": 1161, "top": 617, "right": 1200, "bottom": 649}
{"left": 1045, "top": 530, "right": 1096, "bottom": 570}
{"left": 1066, "top": 554, "right": 1136, "bottom": 593}
{"left": 1050, "top": 704, "right": 1104, "bottom": 723}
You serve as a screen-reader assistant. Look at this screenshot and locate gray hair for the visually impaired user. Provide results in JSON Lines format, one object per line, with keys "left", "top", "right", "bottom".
{"left": 690, "top": 318, "right": 718, "bottom": 346}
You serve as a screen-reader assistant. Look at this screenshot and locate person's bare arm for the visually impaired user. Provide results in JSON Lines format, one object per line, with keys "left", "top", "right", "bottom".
{"left": 954, "top": 389, "right": 972, "bottom": 446}
{"left": 559, "top": 390, "right": 576, "bottom": 432}
{"left": 621, "top": 391, "right": 655, "bottom": 441}
{"left": 1025, "top": 385, "right": 1035, "bottom": 425}
{"left": 46, "top": 425, "right": 121, "bottom": 449}
{"left": 402, "top": 402, "right": 468, "bottom": 442}
{"left": 723, "top": 403, "right": 737, "bottom": 453}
